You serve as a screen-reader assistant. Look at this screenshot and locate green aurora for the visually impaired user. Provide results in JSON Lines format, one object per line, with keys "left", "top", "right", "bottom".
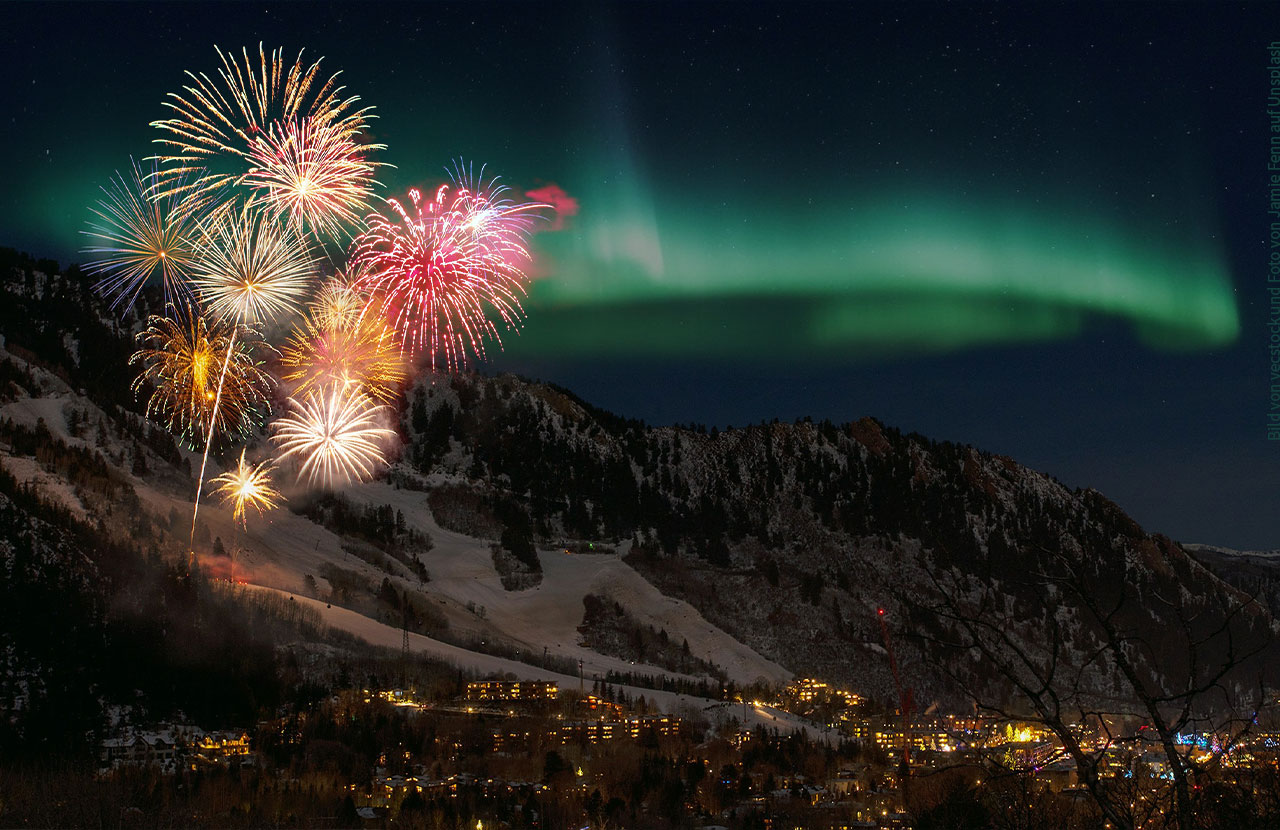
{"left": 0, "top": 5, "right": 1239, "bottom": 366}
{"left": 512, "top": 191, "right": 1238, "bottom": 361}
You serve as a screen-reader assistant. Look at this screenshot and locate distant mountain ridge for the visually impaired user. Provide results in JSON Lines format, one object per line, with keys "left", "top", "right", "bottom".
{"left": 1183, "top": 543, "right": 1280, "bottom": 621}
{"left": 1184, "top": 543, "right": 1280, "bottom": 559}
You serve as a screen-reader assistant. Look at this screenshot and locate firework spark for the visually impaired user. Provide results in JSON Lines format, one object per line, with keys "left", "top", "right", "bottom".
{"left": 129, "top": 302, "right": 273, "bottom": 448}
{"left": 280, "top": 279, "right": 405, "bottom": 402}
{"left": 245, "top": 117, "right": 382, "bottom": 240}
{"left": 272, "top": 384, "right": 394, "bottom": 485}
{"left": 83, "top": 158, "right": 198, "bottom": 312}
{"left": 150, "top": 43, "right": 376, "bottom": 218}
{"left": 191, "top": 202, "right": 316, "bottom": 325}
{"left": 211, "top": 449, "right": 282, "bottom": 528}
{"left": 350, "top": 163, "right": 546, "bottom": 370}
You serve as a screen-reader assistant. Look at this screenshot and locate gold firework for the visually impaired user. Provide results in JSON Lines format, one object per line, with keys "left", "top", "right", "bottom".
{"left": 211, "top": 449, "right": 282, "bottom": 527}
{"left": 83, "top": 158, "right": 198, "bottom": 312}
{"left": 271, "top": 384, "right": 393, "bottom": 485}
{"left": 130, "top": 302, "right": 273, "bottom": 447}
{"left": 245, "top": 116, "right": 383, "bottom": 240}
{"left": 191, "top": 202, "right": 316, "bottom": 325}
{"left": 311, "top": 274, "right": 365, "bottom": 330}
{"left": 280, "top": 279, "right": 405, "bottom": 403}
{"left": 150, "top": 43, "right": 376, "bottom": 219}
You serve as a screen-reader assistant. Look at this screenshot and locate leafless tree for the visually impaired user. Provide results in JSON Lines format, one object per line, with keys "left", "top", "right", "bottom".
{"left": 901, "top": 539, "right": 1275, "bottom": 830}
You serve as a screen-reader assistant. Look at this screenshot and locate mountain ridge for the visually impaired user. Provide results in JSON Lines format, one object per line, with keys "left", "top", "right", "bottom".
{"left": 395, "top": 368, "right": 1277, "bottom": 708}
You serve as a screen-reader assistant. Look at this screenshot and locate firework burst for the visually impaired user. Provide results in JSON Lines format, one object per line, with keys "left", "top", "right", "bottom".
{"left": 350, "top": 163, "right": 546, "bottom": 370}
{"left": 272, "top": 384, "right": 394, "bottom": 485}
{"left": 83, "top": 158, "right": 198, "bottom": 312}
{"left": 280, "top": 279, "right": 405, "bottom": 402}
{"left": 129, "top": 302, "right": 273, "bottom": 448}
{"left": 191, "top": 202, "right": 316, "bottom": 325}
{"left": 149, "top": 43, "right": 376, "bottom": 218}
{"left": 211, "top": 449, "right": 282, "bottom": 528}
{"left": 311, "top": 272, "right": 365, "bottom": 330}
{"left": 245, "top": 116, "right": 382, "bottom": 240}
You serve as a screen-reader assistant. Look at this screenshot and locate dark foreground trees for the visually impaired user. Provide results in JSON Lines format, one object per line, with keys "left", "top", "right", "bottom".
{"left": 904, "top": 533, "right": 1276, "bottom": 830}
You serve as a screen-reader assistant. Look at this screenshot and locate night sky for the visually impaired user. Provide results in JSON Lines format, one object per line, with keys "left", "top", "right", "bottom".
{"left": 1, "top": 2, "right": 1276, "bottom": 549}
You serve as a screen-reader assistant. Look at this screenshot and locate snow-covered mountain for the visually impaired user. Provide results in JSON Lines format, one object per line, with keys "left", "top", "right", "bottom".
{"left": 0, "top": 249, "right": 787, "bottom": 702}
{"left": 396, "top": 370, "right": 1279, "bottom": 708}
{"left": 1184, "top": 543, "right": 1280, "bottom": 560}
{"left": 1183, "top": 543, "right": 1280, "bottom": 621}
{"left": 0, "top": 247, "right": 1274, "bottom": 724}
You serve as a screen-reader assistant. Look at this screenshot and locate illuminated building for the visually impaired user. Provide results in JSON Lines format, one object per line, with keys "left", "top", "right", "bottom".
{"left": 465, "top": 680, "right": 558, "bottom": 702}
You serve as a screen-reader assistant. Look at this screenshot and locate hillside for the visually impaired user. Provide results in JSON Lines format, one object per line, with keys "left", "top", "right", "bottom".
{"left": 0, "top": 247, "right": 1274, "bottom": 727}
{"left": 0, "top": 249, "right": 786, "bottom": 706}
{"left": 1184, "top": 543, "right": 1280, "bottom": 619}
{"left": 395, "top": 369, "right": 1279, "bottom": 710}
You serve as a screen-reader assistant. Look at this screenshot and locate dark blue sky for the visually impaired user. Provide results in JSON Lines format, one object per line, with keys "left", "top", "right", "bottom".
{"left": 1, "top": 1, "right": 1276, "bottom": 548}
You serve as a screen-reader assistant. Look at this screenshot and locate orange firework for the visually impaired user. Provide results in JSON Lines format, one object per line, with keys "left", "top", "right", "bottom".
{"left": 280, "top": 279, "right": 405, "bottom": 403}
{"left": 129, "top": 302, "right": 273, "bottom": 448}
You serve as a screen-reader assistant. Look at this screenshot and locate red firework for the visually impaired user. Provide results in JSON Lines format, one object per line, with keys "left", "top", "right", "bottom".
{"left": 349, "top": 164, "right": 545, "bottom": 370}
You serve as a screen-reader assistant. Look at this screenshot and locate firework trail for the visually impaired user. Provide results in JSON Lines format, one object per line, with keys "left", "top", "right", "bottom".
{"left": 245, "top": 116, "right": 383, "bottom": 241}
{"left": 281, "top": 278, "right": 405, "bottom": 403}
{"left": 272, "top": 383, "right": 394, "bottom": 485}
{"left": 211, "top": 449, "right": 282, "bottom": 528}
{"left": 129, "top": 302, "right": 273, "bottom": 448}
{"left": 350, "top": 162, "right": 546, "bottom": 370}
{"left": 185, "top": 203, "right": 315, "bottom": 542}
{"left": 149, "top": 43, "right": 376, "bottom": 220}
{"left": 83, "top": 158, "right": 198, "bottom": 313}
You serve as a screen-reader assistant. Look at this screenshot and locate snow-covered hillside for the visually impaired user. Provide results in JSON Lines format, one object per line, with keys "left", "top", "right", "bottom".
{"left": 1184, "top": 543, "right": 1280, "bottom": 560}
{"left": 255, "top": 586, "right": 823, "bottom": 737}
{"left": 337, "top": 481, "right": 790, "bottom": 685}
{"left": 0, "top": 339, "right": 789, "bottom": 706}
{"left": 1, "top": 254, "right": 1274, "bottom": 717}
